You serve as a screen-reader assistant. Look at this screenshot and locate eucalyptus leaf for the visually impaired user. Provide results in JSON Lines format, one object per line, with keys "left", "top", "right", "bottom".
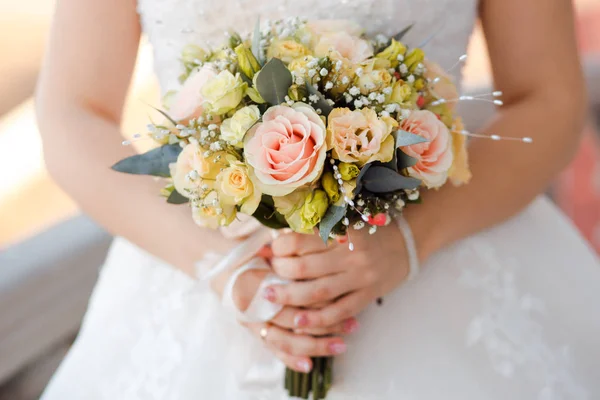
{"left": 394, "top": 129, "right": 429, "bottom": 147}
{"left": 252, "top": 201, "right": 289, "bottom": 230}
{"left": 396, "top": 150, "right": 419, "bottom": 170}
{"left": 393, "top": 23, "right": 414, "bottom": 42}
{"left": 306, "top": 84, "right": 333, "bottom": 117}
{"left": 255, "top": 58, "right": 293, "bottom": 105}
{"left": 362, "top": 166, "right": 421, "bottom": 193}
{"left": 111, "top": 144, "right": 182, "bottom": 177}
{"left": 319, "top": 205, "right": 347, "bottom": 244}
{"left": 353, "top": 162, "right": 373, "bottom": 195}
{"left": 167, "top": 189, "right": 189, "bottom": 205}
{"left": 252, "top": 17, "right": 264, "bottom": 65}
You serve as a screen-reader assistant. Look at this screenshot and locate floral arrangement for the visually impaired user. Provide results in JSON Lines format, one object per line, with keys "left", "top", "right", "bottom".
{"left": 113, "top": 18, "right": 474, "bottom": 399}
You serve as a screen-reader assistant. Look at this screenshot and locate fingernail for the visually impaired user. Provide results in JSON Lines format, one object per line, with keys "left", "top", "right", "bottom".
{"left": 297, "top": 360, "right": 311, "bottom": 373}
{"left": 329, "top": 342, "right": 347, "bottom": 355}
{"left": 263, "top": 287, "right": 276, "bottom": 302}
{"left": 293, "top": 314, "right": 308, "bottom": 327}
{"left": 343, "top": 319, "right": 359, "bottom": 334}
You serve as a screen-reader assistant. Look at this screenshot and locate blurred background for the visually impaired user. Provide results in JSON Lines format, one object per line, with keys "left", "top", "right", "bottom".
{"left": 0, "top": 0, "right": 598, "bottom": 398}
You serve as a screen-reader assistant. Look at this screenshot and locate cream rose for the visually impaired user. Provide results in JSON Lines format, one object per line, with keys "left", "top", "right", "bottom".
{"left": 244, "top": 103, "right": 327, "bottom": 196}
{"left": 355, "top": 60, "right": 392, "bottom": 95}
{"left": 169, "top": 65, "right": 217, "bottom": 122}
{"left": 220, "top": 106, "right": 261, "bottom": 147}
{"left": 172, "top": 142, "right": 234, "bottom": 197}
{"left": 326, "top": 107, "right": 396, "bottom": 167}
{"left": 400, "top": 110, "right": 454, "bottom": 188}
{"left": 201, "top": 70, "right": 246, "bottom": 115}
{"left": 314, "top": 31, "right": 373, "bottom": 64}
{"left": 267, "top": 39, "right": 310, "bottom": 64}
{"left": 216, "top": 161, "right": 261, "bottom": 215}
{"left": 191, "top": 191, "right": 237, "bottom": 229}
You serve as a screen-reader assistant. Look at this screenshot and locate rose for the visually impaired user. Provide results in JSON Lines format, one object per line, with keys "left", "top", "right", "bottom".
{"left": 171, "top": 142, "right": 235, "bottom": 197}
{"left": 386, "top": 80, "right": 413, "bottom": 105}
{"left": 355, "top": 60, "right": 392, "bottom": 95}
{"left": 216, "top": 161, "right": 261, "bottom": 215}
{"left": 423, "top": 60, "right": 459, "bottom": 111}
{"left": 201, "top": 70, "right": 246, "bottom": 115}
{"left": 220, "top": 105, "right": 261, "bottom": 147}
{"left": 273, "top": 189, "right": 329, "bottom": 234}
{"left": 403, "top": 48, "right": 425, "bottom": 73}
{"left": 375, "top": 39, "right": 407, "bottom": 68}
{"left": 326, "top": 107, "right": 396, "bottom": 167}
{"left": 399, "top": 110, "right": 454, "bottom": 188}
{"left": 191, "top": 191, "right": 237, "bottom": 229}
{"left": 169, "top": 65, "right": 217, "bottom": 122}
{"left": 321, "top": 171, "right": 340, "bottom": 203}
{"left": 314, "top": 32, "right": 373, "bottom": 64}
{"left": 244, "top": 103, "right": 327, "bottom": 196}
{"left": 267, "top": 39, "right": 310, "bottom": 64}
{"left": 181, "top": 44, "right": 207, "bottom": 66}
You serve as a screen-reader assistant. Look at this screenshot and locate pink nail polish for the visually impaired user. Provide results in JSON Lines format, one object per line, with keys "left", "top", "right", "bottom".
{"left": 294, "top": 314, "right": 308, "bottom": 327}
{"left": 297, "top": 360, "right": 311, "bottom": 373}
{"left": 329, "top": 342, "right": 347, "bottom": 354}
{"left": 344, "top": 319, "right": 359, "bottom": 334}
{"left": 263, "top": 287, "right": 276, "bottom": 302}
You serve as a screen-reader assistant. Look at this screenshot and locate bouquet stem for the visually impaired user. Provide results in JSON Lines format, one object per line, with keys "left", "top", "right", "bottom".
{"left": 284, "top": 357, "right": 332, "bottom": 399}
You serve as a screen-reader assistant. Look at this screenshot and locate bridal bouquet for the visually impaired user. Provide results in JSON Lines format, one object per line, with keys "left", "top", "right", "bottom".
{"left": 113, "top": 18, "right": 473, "bottom": 399}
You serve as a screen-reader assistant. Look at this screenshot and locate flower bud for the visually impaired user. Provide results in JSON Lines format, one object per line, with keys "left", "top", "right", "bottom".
{"left": 288, "top": 84, "right": 308, "bottom": 102}
{"left": 322, "top": 171, "right": 340, "bottom": 203}
{"left": 375, "top": 39, "right": 407, "bottom": 68}
{"left": 404, "top": 48, "right": 425, "bottom": 73}
{"left": 338, "top": 163, "right": 360, "bottom": 180}
{"left": 413, "top": 78, "right": 425, "bottom": 91}
{"left": 182, "top": 44, "right": 207, "bottom": 66}
{"left": 386, "top": 81, "right": 413, "bottom": 104}
{"left": 235, "top": 44, "right": 261, "bottom": 79}
{"left": 300, "top": 190, "right": 329, "bottom": 230}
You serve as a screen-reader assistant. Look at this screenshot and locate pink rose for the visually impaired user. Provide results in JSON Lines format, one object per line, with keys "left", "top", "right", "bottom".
{"left": 400, "top": 110, "right": 453, "bottom": 188}
{"left": 169, "top": 65, "right": 217, "bottom": 122}
{"left": 423, "top": 60, "right": 459, "bottom": 111}
{"left": 307, "top": 20, "right": 364, "bottom": 37}
{"left": 244, "top": 103, "right": 327, "bottom": 196}
{"left": 314, "top": 32, "right": 373, "bottom": 64}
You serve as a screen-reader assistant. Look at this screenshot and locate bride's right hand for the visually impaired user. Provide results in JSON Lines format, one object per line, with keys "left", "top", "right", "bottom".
{"left": 227, "top": 263, "right": 357, "bottom": 373}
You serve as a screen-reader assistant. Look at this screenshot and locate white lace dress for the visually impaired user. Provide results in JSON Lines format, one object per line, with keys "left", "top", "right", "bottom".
{"left": 41, "top": 0, "right": 600, "bottom": 399}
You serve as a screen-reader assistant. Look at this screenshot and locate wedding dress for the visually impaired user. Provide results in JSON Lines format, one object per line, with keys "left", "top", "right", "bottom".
{"left": 41, "top": 0, "right": 600, "bottom": 399}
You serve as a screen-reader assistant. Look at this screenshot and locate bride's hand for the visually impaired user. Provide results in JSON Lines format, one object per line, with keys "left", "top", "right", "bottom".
{"left": 264, "top": 223, "right": 410, "bottom": 329}
{"left": 230, "top": 263, "right": 355, "bottom": 373}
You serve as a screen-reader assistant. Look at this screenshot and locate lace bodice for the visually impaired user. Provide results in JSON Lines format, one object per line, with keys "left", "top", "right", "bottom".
{"left": 137, "top": 0, "right": 479, "bottom": 94}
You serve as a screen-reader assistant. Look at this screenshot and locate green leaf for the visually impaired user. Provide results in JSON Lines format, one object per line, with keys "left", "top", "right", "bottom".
{"left": 396, "top": 150, "right": 418, "bottom": 170}
{"left": 305, "top": 84, "right": 333, "bottom": 117}
{"left": 167, "top": 189, "right": 189, "bottom": 204}
{"left": 362, "top": 166, "right": 421, "bottom": 193}
{"left": 252, "top": 17, "right": 264, "bottom": 65}
{"left": 394, "top": 129, "right": 429, "bottom": 147}
{"left": 255, "top": 58, "right": 293, "bottom": 105}
{"left": 319, "top": 205, "right": 347, "bottom": 243}
{"left": 353, "top": 162, "right": 373, "bottom": 195}
{"left": 252, "top": 201, "right": 288, "bottom": 230}
{"left": 393, "top": 23, "right": 414, "bottom": 42}
{"left": 111, "top": 144, "right": 182, "bottom": 177}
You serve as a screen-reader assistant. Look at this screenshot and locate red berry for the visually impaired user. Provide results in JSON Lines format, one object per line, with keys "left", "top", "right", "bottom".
{"left": 367, "top": 214, "right": 388, "bottom": 227}
{"left": 416, "top": 95, "right": 426, "bottom": 108}
{"left": 336, "top": 235, "right": 348, "bottom": 244}
{"left": 394, "top": 72, "right": 401, "bottom": 80}
{"left": 436, "top": 114, "right": 442, "bottom": 120}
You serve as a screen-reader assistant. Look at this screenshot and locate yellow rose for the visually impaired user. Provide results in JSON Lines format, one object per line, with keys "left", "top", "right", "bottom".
{"left": 327, "top": 108, "right": 397, "bottom": 167}
{"left": 220, "top": 105, "right": 261, "bottom": 147}
{"left": 172, "top": 142, "right": 235, "bottom": 197}
{"left": 267, "top": 39, "right": 310, "bottom": 64}
{"left": 288, "top": 56, "right": 315, "bottom": 76}
{"left": 338, "top": 163, "right": 360, "bottom": 180}
{"left": 375, "top": 39, "right": 407, "bottom": 68}
{"left": 300, "top": 190, "right": 329, "bottom": 231}
{"left": 191, "top": 191, "right": 237, "bottom": 229}
{"left": 216, "top": 161, "right": 261, "bottom": 215}
{"left": 273, "top": 190, "right": 311, "bottom": 234}
{"left": 404, "top": 48, "right": 425, "bottom": 73}
{"left": 355, "top": 60, "right": 392, "bottom": 95}
{"left": 321, "top": 171, "right": 340, "bottom": 203}
{"left": 202, "top": 71, "right": 246, "bottom": 115}
{"left": 386, "top": 80, "right": 413, "bottom": 105}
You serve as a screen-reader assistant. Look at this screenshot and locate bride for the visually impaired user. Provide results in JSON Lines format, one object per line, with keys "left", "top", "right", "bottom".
{"left": 37, "top": 0, "right": 600, "bottom": 399}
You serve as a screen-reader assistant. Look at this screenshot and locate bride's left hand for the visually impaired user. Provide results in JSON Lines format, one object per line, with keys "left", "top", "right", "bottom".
{"left": 264, "top": 223, "right": 410, "bottom": 329}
